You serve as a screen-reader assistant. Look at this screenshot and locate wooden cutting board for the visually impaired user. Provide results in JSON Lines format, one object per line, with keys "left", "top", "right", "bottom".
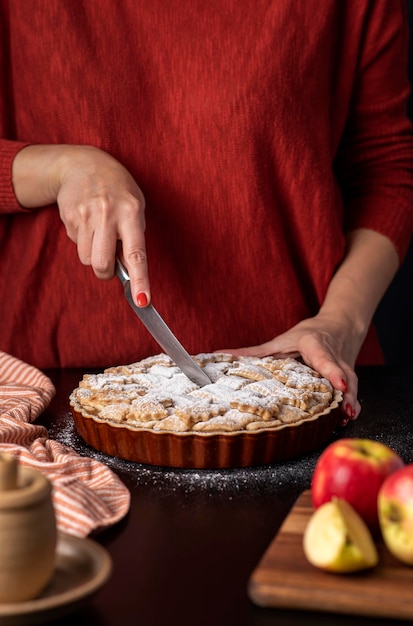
{"left": 248, "top": 490, "right": 413, "bottom": 621}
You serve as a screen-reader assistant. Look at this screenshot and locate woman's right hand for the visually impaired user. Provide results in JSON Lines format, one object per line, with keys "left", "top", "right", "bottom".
{"left": 12, "top": 144, "right": 150, "bottom": 306}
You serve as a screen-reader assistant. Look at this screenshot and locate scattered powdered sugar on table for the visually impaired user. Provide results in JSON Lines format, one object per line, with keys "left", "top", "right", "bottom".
{"left": 51, "top": 410, "right": 327, "bottom": 499}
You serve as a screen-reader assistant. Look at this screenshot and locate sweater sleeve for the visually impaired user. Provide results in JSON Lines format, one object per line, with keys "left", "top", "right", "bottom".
{"left": 0, "top": 5, "right": 31, "bottom": 214}
{"left": 336, "top": 0, "right": 413, "bottom": 261}
{"left": 0, "top": 139, "right": 31, "bottom": 214}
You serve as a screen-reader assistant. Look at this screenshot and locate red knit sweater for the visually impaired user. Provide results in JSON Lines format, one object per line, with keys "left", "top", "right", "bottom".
{"left": 1, "top": 0, "right": 413, "bottom": 369}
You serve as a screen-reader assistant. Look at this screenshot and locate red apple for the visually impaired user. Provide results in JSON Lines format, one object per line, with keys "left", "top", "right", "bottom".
{"left": 311, "top": 438, "right": 404, "bottom": 534}
{"left": 378, "top": 464, "right": 413, "bottom": 565}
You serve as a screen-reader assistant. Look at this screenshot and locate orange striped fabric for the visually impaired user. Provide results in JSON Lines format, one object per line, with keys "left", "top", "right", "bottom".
{"left": 0, "top": 351, "right": 130, "bottom": 537}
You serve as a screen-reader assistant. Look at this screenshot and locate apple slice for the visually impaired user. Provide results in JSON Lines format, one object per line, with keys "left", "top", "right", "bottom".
{"left": 303, "top": 497, "right": 378, "bottom": 573}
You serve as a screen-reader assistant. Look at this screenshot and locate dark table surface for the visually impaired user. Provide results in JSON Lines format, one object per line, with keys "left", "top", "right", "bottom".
{"left": 35, "top": 365, "right": 412, "bottom": 626}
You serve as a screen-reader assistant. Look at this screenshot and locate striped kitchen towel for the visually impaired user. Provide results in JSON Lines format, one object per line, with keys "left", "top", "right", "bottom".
{"left": 0, "top": 351, "right": 130, "bottom": 537}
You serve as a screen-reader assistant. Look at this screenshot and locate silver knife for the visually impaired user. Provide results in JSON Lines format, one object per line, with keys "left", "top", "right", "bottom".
{"left": 115, "top": 258, "right": 211, "bottom": 387}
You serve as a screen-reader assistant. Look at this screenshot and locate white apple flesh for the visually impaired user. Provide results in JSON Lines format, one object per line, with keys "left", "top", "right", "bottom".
{"left": 378, "top": 464, "right": 413, "bottom": 566}
{"left": 303, "top": 497, "right": 378, "bottom": 573}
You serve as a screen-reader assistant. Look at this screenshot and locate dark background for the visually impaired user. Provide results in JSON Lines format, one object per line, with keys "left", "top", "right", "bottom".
{"left": 373, "top": 0, "right": 413, "bottom": 365}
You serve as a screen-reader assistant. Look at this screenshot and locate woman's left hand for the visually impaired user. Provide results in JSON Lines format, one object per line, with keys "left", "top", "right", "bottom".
{"left": 222, "top": 313, "right": 362, "bottom": 425}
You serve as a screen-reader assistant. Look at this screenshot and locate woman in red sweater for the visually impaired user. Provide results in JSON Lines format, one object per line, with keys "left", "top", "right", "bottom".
{"left": 1, "top": 1, "right": 413, "bottom": 423}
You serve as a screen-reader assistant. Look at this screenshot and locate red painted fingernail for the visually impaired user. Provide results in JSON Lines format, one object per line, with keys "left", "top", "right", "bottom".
{"left": 344, "top": 403, "right": 356, "bottom": 419}
{"left": 345, "top": 403, "right": 354, "bottom": 418}
{"left": 136, "top": 292, "right": 148, "bottom": 307}
{"left": 341, "top": 379, "right": 348, "bottom": 393}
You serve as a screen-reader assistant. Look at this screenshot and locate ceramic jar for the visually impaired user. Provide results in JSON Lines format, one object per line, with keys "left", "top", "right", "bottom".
{"left": 0, "top": 453, "right": 57, "bottom": 603}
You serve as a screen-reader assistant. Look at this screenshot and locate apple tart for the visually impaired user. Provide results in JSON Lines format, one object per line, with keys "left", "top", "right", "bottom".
{"left": 70, "top": 353, "right": 342, "bottom": 468}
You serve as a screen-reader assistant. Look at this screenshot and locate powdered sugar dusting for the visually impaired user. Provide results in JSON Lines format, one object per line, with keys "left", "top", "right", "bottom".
{"left": 70, "top": 353, "right": 335, "bottom": 434}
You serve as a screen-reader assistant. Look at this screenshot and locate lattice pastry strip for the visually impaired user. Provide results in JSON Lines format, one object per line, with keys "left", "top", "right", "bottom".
{"left": 306, "top": 392, "right": 333, "bottom": 415}
{"left": 193, "top": 409, "right": 258, "bottom": 432}
{"left": 194, "top": 352, "right": 234, "bottom": 367}
{"left": 152, "top": 415, "right": 188, "bottom": 432}
{"left": 99, "top": 403, "right": 130, "bottom": 424}
{"left": 230, "top": 395, "right": 280, "bottom": 420}
{"left": 189, "top": 382, "right": 242, "bottom": 409}
{"left": 214, "top": 375, "right": 249, "bottom": 391}
{"left": 78, "top": 390, "right": 135, "bottom": 413}
{"left": 128, "top": 397, "right": 170, "bottom": 421}
{"left": 246, "top": 379, "right": 310, "bottom": 410}
{"left": 202, "top": 361, "right": 232, "bottom": 382}
{"left": 273, "top": 370, "right": 331, "bottom": 393}
{"left": 174, "top": 402, "right": 224, "bottom": 428}
{"left": 263, "top": 358, "right": 331, "bottom": 393}
{"left": 79, "top": 373, "right": 126, "bottom": 391}
{"left": 138, "top": 354, "right": 175, "bottom": 368}
{"left": 258, "top": 356, "right": 295, "bottom": 370}
{"left": 246, "top": 418, "right": 282, "bottom": 431}
{"left": 229, "top": 362, "right": 273, "bottom": 381}
{"left": 103, "top": 364, "right": 146, "bottom": 377}
{"left": 277, "top": 404, "right": 309, "bottom": 423}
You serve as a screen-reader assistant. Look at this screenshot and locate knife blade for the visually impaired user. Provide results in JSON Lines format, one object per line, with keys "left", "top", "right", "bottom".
{"left": 115, "top": 258, "right": 211, "bottom": 387}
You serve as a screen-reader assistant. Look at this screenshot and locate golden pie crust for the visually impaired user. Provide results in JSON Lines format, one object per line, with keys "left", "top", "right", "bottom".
{"left": 69, "top": 353, "right": 339, "bottom": 435}
{"left": 70, "top": 353, "right": 343, "bottom": 468}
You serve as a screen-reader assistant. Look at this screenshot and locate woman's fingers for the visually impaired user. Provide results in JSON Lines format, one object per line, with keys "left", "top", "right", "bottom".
{"left": 220, "top": 318, "right": 361, "bottom": 423}
{"left": 300, "top": 349, "right": 360, "bottom": 423}
{"left": 117, "top": 197, "right": 150, "bottom": 306}
{"left": 121, "top": 245, "right": 150, "bottom": 306}
{"left": 54, "top": 145, "right": 150, "bottom": 303}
